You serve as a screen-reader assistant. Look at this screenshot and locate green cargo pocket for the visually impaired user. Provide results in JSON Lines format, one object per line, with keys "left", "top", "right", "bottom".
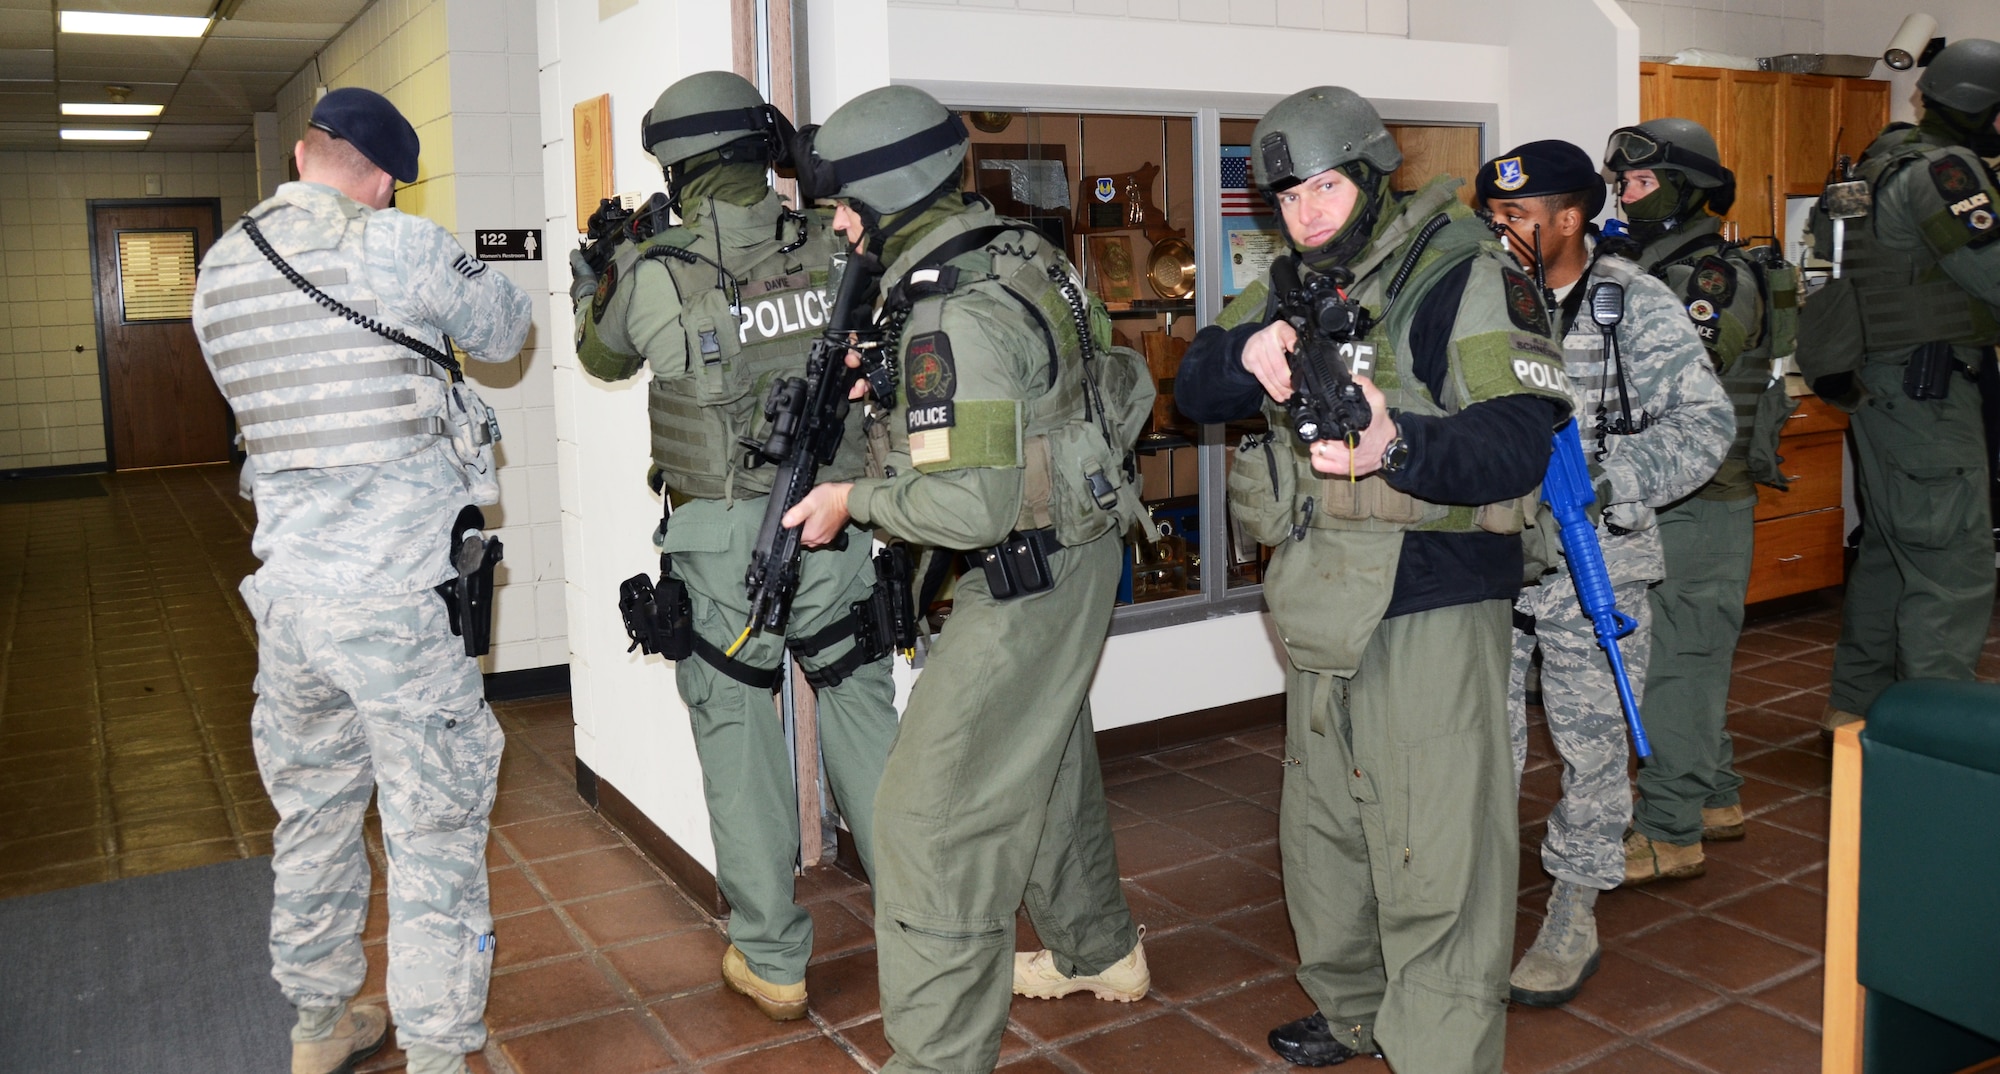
{"left": 660, "top": 514, "right": 736, "bottom": 557}
{"left": 1225, "top": 432, "right": 1297, "bottom": 548}
{"left": 413, "top": 700, "right": 503, "bottom": 832}
{"left": 682, "top": 287, "right": 746, "bottom": 407}
{"left": 1262, "top": 530, "right": 1400, "bottom": 677}
{"left": 1884, "top": 453, "right": 1980, "bottom": 551}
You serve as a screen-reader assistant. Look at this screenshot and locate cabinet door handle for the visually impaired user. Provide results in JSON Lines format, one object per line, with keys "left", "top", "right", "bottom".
{"left": 1776, "top": 554, "right": 1804, "bottom": 563}
{"left": 1786, "top": 412, "right": 1808, "bottom": 421}
{"left": 1784, "top": 474, "right": 1802, "bottom": 482}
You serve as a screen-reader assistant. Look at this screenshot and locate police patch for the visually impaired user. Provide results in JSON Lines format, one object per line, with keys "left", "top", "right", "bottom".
{"left": 591, "top": 261, "right": 618, "bottom": 324}
{"left": 1931, "top": 155, "right": 1980, "bottom": 200}
{"left": 907, "top": 333, "right": 957, "bottom": 403}
{"left": 1688, "top": 298, "right": 1716, "bottom": 321}
{"left": 1493, "top": 156, "right": 1528, "bottom": 192}
{"left": 1501, "top": 268, "right": 1550, "bottom": 336}
{"left": 1690, "top": 256, "right": 1737, "bottom": 307}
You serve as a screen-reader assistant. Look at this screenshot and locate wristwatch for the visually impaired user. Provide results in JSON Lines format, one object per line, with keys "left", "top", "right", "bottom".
{"left": 1378, "top": 426, "right": 1410, "bottom": 476}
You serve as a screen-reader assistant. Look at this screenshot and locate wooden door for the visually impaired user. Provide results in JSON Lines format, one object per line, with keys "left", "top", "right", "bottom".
{"left": 1725, "top": 70, "right": 1786, "bottom": 245}
{"left": 1837, "top": 79, "right": 1891, "bottom": 163}
{"left": 90, "top": 200, "right": 230, "bottom": 469}
{"left": 1640, "top": 62, "right": 1664, "bottom": 124}
{"left": 1385, "top": 123, "right": 1482, "bottom": 205}
{"left": 1784, "top": 74, "right": 1839, "bottom": 194}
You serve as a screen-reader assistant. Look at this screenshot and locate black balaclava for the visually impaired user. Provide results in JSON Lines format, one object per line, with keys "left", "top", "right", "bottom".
{"left": 1619, "top": 170, "right": 1706, "bottom": 244}
{"left": 1919, "top": 99, "right": 2000, "bottom": 157}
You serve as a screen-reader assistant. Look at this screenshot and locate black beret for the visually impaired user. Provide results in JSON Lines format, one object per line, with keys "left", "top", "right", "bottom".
{"left": 310, "top": 87, "right": 420, "bottom": 184}
{"left": 1476, "top": 139, "right": 1606, "bottom": 220}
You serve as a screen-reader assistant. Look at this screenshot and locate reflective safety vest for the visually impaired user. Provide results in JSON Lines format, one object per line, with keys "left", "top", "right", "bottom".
{"left": 632, "top": 204, "right": 862, "bottom": 500}
{"left": 197, "top": 193, "right": 454, "bottom": 474}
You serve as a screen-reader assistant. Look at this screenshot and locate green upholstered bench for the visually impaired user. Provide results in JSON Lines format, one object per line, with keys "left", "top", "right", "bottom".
{"left": 1858, "top": 679, "right": 2000, "bottom": 1074}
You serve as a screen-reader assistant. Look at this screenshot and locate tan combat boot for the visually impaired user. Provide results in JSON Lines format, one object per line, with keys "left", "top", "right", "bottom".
{"left": 1013, "top": 930, "right": 1150, "bottom": 1002}
{"left": 1623, "top": 831, "right": 1705, "bottom": 885}
{"left": 1701, "top": 804, "right": 1746, "bottom": 841}
{"left": 1510, "top": 881, "right": 1602, "bottom": 1007}
{"left": 722, "top": 944, "right": 808, "bottom": 1021}
{"left": 291, "top": 1003, "right": 388, "bottom": 1074}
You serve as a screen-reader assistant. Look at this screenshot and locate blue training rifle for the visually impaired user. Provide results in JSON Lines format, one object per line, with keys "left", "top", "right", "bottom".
{"left": 1542, "top": 418, "right": 1652, "bottom": 760}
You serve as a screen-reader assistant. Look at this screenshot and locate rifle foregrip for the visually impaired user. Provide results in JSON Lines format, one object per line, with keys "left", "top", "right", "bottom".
{"left": 1544, "top": 420, "right": 1652, "bottom": 760}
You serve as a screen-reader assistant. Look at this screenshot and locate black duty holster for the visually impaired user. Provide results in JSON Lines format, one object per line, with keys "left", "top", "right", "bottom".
{"left": 618, "top": 560, "right": 694, "bottom": 660}
{"left": 1904, "top": 341, "right": 1964, "bottom": 401}
{"left": 436, "top": 505, "right": 503, "bottom": 658}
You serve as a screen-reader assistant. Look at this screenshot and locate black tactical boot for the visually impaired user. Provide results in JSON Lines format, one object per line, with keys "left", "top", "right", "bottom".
{"left": 1267, "top": 1012, "right": 1380, "bottom": 1067}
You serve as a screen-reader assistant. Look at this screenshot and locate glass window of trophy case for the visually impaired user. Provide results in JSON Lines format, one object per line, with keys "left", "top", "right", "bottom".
{"left": 1211, "top": 116, "right": 1484, "bottom": 592}
{"left": 959, "top": 109, "right": 1200, "bottom": 606}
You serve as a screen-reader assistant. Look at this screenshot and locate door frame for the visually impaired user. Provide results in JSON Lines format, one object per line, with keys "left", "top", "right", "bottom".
{"left": 85, "top": 197, "right": 224, "bottom": 471}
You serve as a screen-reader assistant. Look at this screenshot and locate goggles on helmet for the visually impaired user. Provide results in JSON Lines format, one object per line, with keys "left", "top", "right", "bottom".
{"left": 793, "top": 112, "right": 968, "bottom": 204}
{"left": 640, "top": 103, "right": 798, "bottom": 167}
{"left": 1602, "top": 126, "right": 1724, "bottom": 180}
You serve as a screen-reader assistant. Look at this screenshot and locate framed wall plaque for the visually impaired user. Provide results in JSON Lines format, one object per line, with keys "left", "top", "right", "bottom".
{"left": 573, "top": 94, "right": 615, "bottom": 232}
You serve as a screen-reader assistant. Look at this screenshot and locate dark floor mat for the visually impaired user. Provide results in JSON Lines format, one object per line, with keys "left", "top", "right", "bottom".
{"left": 0, "top": 856, "right": 292, "bottom": 1073}
{"left": 0, "top": 475, "right": 108, "bottom": 502}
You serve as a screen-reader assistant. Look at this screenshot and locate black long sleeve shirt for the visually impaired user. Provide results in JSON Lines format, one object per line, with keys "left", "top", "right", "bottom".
{"left": 1177, "top": 260, "right": 1559, "bottom": 619}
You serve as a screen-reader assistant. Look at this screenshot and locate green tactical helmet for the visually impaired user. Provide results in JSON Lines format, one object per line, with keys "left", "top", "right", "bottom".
{"left": 1919, "top": 38, "right": 2000, "bottom": 113}
{"left": 641, "top": 70, "right": 786, "bottom": 168}
{"left": 1603, "top": 117, "right": 1731, "bottom": 190}
{"left": 1250, "top": 86, "right": 1402, "bottom": 191}
{"left": 804, "top": 85, "right": 968, "bottom": 214}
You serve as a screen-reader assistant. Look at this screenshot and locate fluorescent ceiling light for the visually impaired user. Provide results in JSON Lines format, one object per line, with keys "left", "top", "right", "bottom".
{"left": 59, "top": 11, "right": 212, "bottom": 37}
{"left": 61, "top": 128, "right": 152, "bottom": 141}
{"left": 63, "top": 103, "right": 164, "bottom": 117}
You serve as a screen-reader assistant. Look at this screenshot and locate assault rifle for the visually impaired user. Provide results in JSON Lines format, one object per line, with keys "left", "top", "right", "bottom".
{"left": 1543, "top": 418, "right": 1653, "bottom": 760}
{"left": 1268, "top": 256, "right": 1374, "bottom": 444}
{"left": 737, "top": 247, "right": 896, "bottom": 646}
{"left": 578, "top": 193, "right": 671, "bottom": 276}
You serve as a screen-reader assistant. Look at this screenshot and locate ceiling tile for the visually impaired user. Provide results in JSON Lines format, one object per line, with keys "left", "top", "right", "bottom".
{"left": 0, "top": 0, "right": 54, "bottom": 10}
{"left": 233, "top": 0, "right": 369, "bottom": 25}
{"left": 0, "top": 8, "right": 52, "bottom": 35}
{"left": 192, "top": 36, "right": 321, "bottom": 73}
{"left": 0, "top": 47, "right": 52, "bottom": 79}
{"left": 209, "top": 18, "right": 347, "bottom": 41}
{"left": 62, "top": 62, "right": 195, "bottom": 82}
{"left": 61, "top": 36, "right": 203, "bottom": 66}
{"left": 0, "top": 31, "right": 57, "bottom": 49}
{"left": 59, "top": 78, "right": 177, "bottom": 103}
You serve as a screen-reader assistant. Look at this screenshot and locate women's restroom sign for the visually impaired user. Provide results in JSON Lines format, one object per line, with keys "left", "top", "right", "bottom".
{"left": 475, "top": 230, "right": 543, "bottom": 260}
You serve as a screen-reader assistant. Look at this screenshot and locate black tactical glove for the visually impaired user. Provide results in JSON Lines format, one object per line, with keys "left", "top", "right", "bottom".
{"left": 568, "top": 249, "right": 599, "bottom": 307}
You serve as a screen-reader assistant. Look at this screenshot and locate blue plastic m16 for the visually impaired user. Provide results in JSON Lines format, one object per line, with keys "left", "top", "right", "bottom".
{"left": 1543, "top": 418, "right": 1653, "bottom": 760}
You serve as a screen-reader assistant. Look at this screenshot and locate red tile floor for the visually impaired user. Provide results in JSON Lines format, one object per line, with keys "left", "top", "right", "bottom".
{"left": 6, "top": 465, "right": 1999, "bottom": 1072}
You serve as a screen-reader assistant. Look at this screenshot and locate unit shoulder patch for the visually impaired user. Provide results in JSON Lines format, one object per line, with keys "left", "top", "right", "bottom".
{"left": 1501, "top": 268, "right": 1551, "bottom": 336}
{"left": 905, "top": 331, "right": 959, "bottom": 466}
{"left": 1930, "top": 154, "right": 1982, "bottom": 200}
{"left": 1690, "top": 256, "right": 1736, "bottom": 305}
{"left": 591, "top": 261, "right": 618, "bottom": 324}
{"left": 1930, "top": 155, "right": 2000, "bottom": 246}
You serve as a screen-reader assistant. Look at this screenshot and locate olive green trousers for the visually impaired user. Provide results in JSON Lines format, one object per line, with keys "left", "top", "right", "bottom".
{"left": 1831, "top": 360, "right": 1994, "bottom": 716}
{"left": 664, "top": 496, "right": 899, "bottom": 987}
{"left": 1282, "top": 599, "right": 1517, "bottom": 1074}
{"left": 874, "top": 533, "right": 1137, "bottom": 1074}
{"left": 1633, "top": 495, "right": 1752, "bottom": 847}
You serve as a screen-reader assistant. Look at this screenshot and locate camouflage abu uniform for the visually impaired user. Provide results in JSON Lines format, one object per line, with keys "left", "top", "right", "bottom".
{"left": 1509, "top": 250, "right": 1731, "bottom": 889}
{"left": 194, "top": 180, "right": 530, "bottom": 1056}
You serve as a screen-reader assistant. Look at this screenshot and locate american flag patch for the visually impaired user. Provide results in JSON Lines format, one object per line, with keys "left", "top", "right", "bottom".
{"left": 453, "top": 253, "right": 487, "bottom": 278}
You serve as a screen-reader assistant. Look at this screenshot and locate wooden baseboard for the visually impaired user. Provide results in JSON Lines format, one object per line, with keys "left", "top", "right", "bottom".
{"left": 1096, "top": 694, "right": 1283, "bottom": 760}
{"left": 590, "top": 768, "right": 728, "bottom": 919}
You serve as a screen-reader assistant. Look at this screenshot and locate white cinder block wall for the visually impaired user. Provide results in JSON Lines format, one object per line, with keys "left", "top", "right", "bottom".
{"left": 883, "top": 0, "right": 1412, "bottom": 36}
{"left": 0, "top": 151, "right": 258, "bottom": 472}
{"left": 1615, "top": 0, "right": 1825, "bottom": 60}
{"left": 273, "top": 0, "right": 564, "bottom": 674}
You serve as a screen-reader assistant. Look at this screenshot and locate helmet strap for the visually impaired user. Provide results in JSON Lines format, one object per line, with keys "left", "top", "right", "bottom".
{"left": 1919, "top": 99, "right": 2000, "bottom": 156}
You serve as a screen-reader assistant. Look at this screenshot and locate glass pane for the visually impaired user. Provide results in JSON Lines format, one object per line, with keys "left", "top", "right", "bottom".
{"left": 958, "top": 108, "right": 1200, "bottom": 607}
{"left": 117, "top": 229, "right": 198, "bottom": 322}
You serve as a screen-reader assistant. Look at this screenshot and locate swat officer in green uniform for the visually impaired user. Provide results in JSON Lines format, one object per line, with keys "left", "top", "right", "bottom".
{"left": 780, "top": 85, "right": 1155, "bottom": 1074}
{"left": 1176, "top": 88, "right": 1573, "bottom": 1071}
{"left": 1602, "top": 118, "right": 1792, "bottom": 885}
{"left": 570, "top": 71, "right": 899, "bottom": 1021}
{"left": 1804, "top": 39, "right": 2000, "bottom": 732}
{"left": 1477, "top": 140, "right": 1731, "bottom": 1008}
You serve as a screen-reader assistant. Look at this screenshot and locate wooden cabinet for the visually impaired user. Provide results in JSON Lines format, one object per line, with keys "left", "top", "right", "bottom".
{"left": 1746, "top": 395, "right": 1850, "bottom": 604}
{"left": 1638, "top": 63, "right": 1892, "bottom": 242}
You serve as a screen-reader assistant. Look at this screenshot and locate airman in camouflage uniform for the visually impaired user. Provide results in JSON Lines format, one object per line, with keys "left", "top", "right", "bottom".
{"left": 1178, "top": 93, "right": 1575, "bottom": 1072}
{"left": 192, "top": 89, "right": 530, "bottom": 1074}
{"left": 1476, "top": 141, "right": 1731, "bottom": 1008}
{"left": 1604, "top": 118, "right": 1797, "bottom": 886}
{"left": 568, "top": 72, "right": 899, "bottom": 1022}
{"left": 1803, "top": 40, "right": 2000, "bottom": 733}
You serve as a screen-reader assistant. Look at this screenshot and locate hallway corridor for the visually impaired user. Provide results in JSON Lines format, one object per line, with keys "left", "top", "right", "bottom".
{"left": 4, "top": 465, "right": 1984, "bottom": 1073}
